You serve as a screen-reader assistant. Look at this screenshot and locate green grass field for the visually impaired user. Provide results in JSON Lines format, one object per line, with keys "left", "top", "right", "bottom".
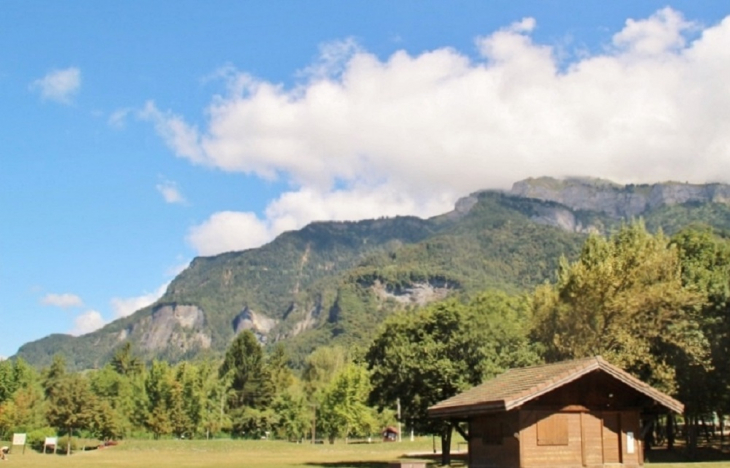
{"left": 2, "top": 438, "right": 730, "bottom": 468}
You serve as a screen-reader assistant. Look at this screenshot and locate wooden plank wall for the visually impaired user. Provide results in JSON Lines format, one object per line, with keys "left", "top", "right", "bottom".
{"left": 469, "top": 412, "right": 520, "bottom": 468}
{"left": 520, "top": 410, "right": 584, "bottom": 468}
{"left": 517, "top": 409, "right": 642, "bottom": 468}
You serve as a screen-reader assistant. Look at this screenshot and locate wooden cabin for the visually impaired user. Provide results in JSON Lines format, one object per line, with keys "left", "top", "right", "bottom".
{"left": 383, "top": 426, "right": 399, "bottom": 442}
{"left": 428, "top": 357, "right": 683, "bottom": 468}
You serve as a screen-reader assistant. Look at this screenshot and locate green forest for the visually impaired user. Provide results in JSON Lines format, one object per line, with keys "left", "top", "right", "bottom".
{"left": 3, "top": 221, "right": 730, "bottom": 460}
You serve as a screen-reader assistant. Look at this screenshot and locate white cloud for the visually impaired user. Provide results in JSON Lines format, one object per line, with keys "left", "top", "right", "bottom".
{"left": 187, "top": 211, "right": 271, "bottom": 255}
{"left": 612, "top": 7, "right": 695, "bottom": 55}
{"left": 42, "top": 293, "right": 84, "bottom": 308}
{"left": 108, "top": 108, "right": 132, "bottom": 128}
{"left": 297, "top": 37, "right": 363, "bottom": 81}
{"left": 186, "top": 186, "right": 454, "bottom": 256}
{"left": 166, "top": 260, "right": 191, "bottom": 277}
{"left": 152, "top": 9, "right": 730, "bottom": 255}
{"left": 156, "top": 179, "right": 186, "bottom": 204}
{"left": 140, "top": 102, "right": 205, "bottom": 164}
{"left": 111, "top": 284, "right": 167, "bottom": 318}
{"left": 30, "top": 67, "right": 81, "bottom": 103}
{"left": 70, "top": 310, "right": 105, "bottom": 336}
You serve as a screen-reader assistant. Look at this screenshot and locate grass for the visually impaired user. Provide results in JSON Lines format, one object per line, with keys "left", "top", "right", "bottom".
{"left": 1, "top": 438, "right": 730, "bottom": 468}
{"left": 0, "top": 437, "right": 448, "bottom": 468}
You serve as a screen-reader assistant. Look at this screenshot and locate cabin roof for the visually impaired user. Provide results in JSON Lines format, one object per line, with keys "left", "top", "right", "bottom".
{"left": 428, "top": 356, "right": 684, "bottom": 418}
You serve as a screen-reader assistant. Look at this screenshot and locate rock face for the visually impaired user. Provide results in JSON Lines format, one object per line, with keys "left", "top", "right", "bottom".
{"left": 287, "top": 303, "right": 322, "bottom": 337}
{"left": 139, "top": 304, "right": 210, "bottom": 351}
{"left": 528, "top": 204, "right": 598, "bottom": 234}
{"left": 232, "top": 307, "right": 278, "bottom": 342}
{"left": 511, "top": 177, "right": 730, "bottom": 218}
{"left": 371, "top": 279, "right": 454, "bottom": 306}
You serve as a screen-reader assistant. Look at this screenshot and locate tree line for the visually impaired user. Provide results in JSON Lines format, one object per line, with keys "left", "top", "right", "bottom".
{"left": 1, "top": 221, "right": 729, "bottom": 461}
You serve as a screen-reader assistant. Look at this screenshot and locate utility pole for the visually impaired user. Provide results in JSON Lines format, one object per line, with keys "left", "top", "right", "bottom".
{"left": 397, "top": 398, "right": 402, "bottom": 442}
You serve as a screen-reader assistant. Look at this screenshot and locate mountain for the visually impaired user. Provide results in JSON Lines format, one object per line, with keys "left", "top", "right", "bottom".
{"left": 16, "top": 177, "right": 730, "bottom": 370}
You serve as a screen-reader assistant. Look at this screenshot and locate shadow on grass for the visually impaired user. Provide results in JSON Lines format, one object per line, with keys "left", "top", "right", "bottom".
{"left": 305, "top": 453, "right": 468, "bottom": 468}
{"left": 646, "top": 446, "right": 730, "bottom": 464}
{"left": 305, "top": 463, "right": 390, "bottom": 468}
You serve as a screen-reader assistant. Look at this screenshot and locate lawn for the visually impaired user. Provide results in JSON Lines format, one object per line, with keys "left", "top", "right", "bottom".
{"left": 2, "top": 438, "right": 730, "bottom": 468}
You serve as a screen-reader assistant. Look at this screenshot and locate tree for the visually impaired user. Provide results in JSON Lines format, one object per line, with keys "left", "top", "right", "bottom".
{"left": 110, "top": 342, "right": 144, "bottom": 377}
{"left": 319, "top": 363, "right": 375, "bottom": 443}
{"left": 366, "top": 300, "right": 487, "bottom": 466}
{"left": 42, "top": 355, "right": 67, "bottom": 399}
{"left": 89, "top": 364, "right": 135, "bottom": 437}
{"left": 267, "top": 343, "right": 294, "bottom": 393}
{"left": 531, "top": 221, "right": 707, "bottom": 392}
{"left": 46, "top": 374, "right": 98, "bottom": 455}
{"left": 219, "top": 330, "right": 274, "bottom": 434}
{"left": 301, "top": 346, "right": 347, "bottom": 400}
{"left": 271, "top": 390, "right": 309, "bottom": 442}
{"left": 671, "top": 227, "right": 730, "bottom": 451}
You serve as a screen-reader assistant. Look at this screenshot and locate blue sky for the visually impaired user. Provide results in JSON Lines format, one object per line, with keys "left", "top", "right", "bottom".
{"left": 2, "top": 1, "right": 730, "bottom": 359}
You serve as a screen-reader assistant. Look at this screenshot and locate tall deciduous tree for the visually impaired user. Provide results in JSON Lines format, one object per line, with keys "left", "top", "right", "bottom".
{"left": 672, "top": 228, "right": 730, "bottom": 422}
{"left": 531, "top": 221, "right": 707, "bottom": 392}
{"left": 319, "top": 363, "right": 375, "bottom": 443}
{"left": 46, "top": 373, "right": 98, "bottom": 455}
{"left": 366, "top": 300, "right": 487, "bottom": 466}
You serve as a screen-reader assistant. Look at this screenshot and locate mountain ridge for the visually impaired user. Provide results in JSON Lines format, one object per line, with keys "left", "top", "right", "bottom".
{"left": 15, "top": 177, "right": 730, "bottom": 370}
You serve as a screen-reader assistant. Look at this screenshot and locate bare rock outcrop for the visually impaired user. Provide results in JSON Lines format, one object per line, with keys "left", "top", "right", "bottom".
{"left": 232, "top": 307, "right": 277, "bottom": 342}
{"left": 138, "top": 304, "right": 209, "bottom": 351}
{"left": 510, "top": 177, "right": 730, "bottom": 218}
{"left": 371, "top": 279, "right": 453, "bottom": 306}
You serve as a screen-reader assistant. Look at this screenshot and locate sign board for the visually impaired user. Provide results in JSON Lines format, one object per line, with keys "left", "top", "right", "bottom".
{"left": 44, "top": 437, "right": 58, "bottom": 454}
{"left": 626, "top": 431, "right": 635, "bottom": 454}
{"left": 12, "top": 433, "right": 27, "bottom": 454}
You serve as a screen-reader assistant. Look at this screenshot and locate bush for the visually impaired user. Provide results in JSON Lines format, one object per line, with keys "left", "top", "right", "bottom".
{"left": 26, "top": 427, "right": 57, "bottom": 451}
{"left": 56, "top": 435, "right": 101, "bottom": 453}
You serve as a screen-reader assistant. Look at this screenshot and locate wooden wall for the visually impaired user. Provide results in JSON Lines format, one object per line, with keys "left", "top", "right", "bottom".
{"left": 469, "top": 411, "right": 521, "bottom": 468}
{"left": 517, "top": 409, "right": 642, "bottom": 468}
{"left": 519, "top": 410, "right": 583, "bottom": 467}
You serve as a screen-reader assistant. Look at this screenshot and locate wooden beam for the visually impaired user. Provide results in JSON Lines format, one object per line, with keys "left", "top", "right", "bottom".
{"left": 453, "top": 421, "right": 469, "bottom": 441}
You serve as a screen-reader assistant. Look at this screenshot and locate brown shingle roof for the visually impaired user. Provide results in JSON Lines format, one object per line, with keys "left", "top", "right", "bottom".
{"left": 428, "top": 356, "right": 683, "bottom": 418}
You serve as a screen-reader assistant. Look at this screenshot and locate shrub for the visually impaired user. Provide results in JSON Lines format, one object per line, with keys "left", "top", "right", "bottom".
{"left": 26, "top": 427, "right": 57, "bottom": 451}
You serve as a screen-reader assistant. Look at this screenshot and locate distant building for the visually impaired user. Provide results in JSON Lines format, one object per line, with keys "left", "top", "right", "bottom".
{"left": 429, "top": 356, "right": 683, "bottom": 468}
{"left": 382, "top": 426, "right": 399, "bottom": 442}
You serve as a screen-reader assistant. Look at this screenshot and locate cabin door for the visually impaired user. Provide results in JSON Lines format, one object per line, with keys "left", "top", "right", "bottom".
{"left": 602, "top": 412, "right": 622, "bottom": 464}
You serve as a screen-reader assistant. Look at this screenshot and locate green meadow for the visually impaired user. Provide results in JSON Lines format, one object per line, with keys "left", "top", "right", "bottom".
{"left": 2, "top": 438, "right": 730, "bottom": 468}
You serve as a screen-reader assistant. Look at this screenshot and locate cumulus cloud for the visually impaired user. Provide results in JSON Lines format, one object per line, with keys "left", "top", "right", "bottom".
{"left": 187, "top": 211, "right": 272, "bottom": 255}
{"left": 152, "top": 9, "right": 730, "bottom": 256}
{"left": 30, "top": 67, "right": 81, "bottom": 103}
{"left": 156, "top": 179, "right": 186, "bottom": 204}
{"left": 70, "top": 310, "right": 105, "bottom": 336}
{"left": 187, "top": 186, "right": 456, "bottom": 255}
{"left": 42, "top": 293, "right": 84, "bottom": 308}
{"left": 111, "top": 284, "right": 168, "bottom": 318}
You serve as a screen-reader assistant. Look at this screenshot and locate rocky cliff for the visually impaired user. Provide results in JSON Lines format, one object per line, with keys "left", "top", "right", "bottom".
{"left": 510, "top": 177, "right": 730, "bottom": 218}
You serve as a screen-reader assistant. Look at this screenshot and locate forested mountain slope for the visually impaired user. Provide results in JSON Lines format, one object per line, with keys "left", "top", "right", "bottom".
{"left": 16, "top": 178, "right": 730, "bottom": 370}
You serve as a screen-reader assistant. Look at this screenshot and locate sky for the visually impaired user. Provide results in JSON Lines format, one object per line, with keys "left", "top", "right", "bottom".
{"left": 2, "top": 1, "right": 730, "bottom": 359}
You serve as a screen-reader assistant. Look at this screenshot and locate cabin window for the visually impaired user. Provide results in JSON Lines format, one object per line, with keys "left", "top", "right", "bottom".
{"left": 537, "top": 413, "right": 569, "bottom": 445}
{"left": 482, "top": 422, "right": 503, "bottom": 445}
